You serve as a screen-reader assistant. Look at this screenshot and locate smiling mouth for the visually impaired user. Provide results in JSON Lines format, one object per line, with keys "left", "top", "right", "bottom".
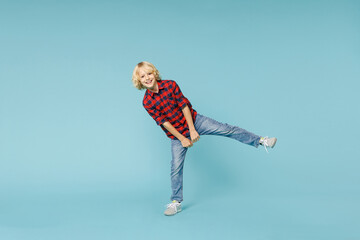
{"left": 145, "top": 79, "right": 152, "bottom": 84}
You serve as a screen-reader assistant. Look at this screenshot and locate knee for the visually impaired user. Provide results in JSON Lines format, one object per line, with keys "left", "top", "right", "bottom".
{"left": 171, "top": 160, "right": 183, "bottom": 175}
{"left": 216, "top": 123, "right": 237, "bottom": 135}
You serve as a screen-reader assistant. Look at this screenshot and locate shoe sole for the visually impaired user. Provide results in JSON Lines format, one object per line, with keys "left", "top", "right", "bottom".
{"left": 271, "top": 138, "right": 277, "bottom": 148}
{"left": 164, "top": 209, "right": 182, "bottom": 216}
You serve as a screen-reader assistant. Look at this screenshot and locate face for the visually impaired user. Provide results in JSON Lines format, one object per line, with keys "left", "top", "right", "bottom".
{"left": 138, "top": 68, "right": 157, "bottom": 90}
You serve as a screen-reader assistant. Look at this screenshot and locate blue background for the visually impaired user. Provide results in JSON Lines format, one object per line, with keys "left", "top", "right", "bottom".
{"left": 1, "top": 0, "right": 359, "bottom": 239}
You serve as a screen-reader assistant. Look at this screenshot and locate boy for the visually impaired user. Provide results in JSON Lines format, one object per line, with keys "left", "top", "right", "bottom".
{"left": 132, "top": 61, "right": 277, "bottom": 216}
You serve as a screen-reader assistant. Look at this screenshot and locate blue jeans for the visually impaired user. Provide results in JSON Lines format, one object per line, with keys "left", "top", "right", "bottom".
{"left": 170, "top": 113, "right": 261, "bottom": 202}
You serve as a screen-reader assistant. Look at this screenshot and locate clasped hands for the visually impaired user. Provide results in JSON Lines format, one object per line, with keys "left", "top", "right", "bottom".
{"left": 180, "top": 129, "right": 200, "bottom": 148}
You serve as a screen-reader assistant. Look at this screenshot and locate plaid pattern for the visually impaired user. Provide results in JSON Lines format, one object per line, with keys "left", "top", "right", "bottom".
{"left": 143, "top": 80, "right": 197, "bottom": 139}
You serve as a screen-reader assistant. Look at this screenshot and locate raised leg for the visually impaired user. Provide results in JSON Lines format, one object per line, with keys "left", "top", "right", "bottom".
{"left": 194, "top": 114, "right": 261, "bottom": 147}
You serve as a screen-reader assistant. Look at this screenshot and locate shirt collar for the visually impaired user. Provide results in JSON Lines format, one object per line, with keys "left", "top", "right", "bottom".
{"left": 148, "top": 80, "right": 164, "bottom": 97}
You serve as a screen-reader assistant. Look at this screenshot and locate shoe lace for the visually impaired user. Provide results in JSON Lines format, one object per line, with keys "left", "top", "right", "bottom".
{"left": 166, "top": 202, "right": 180, "bottom": 211}
{"left": 261, "top": 136, "right": 270, "bottom": 153}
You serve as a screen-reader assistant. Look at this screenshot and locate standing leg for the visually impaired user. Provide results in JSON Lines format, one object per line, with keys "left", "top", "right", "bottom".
{"left": 194, "top": 114, "right": 261, "bottom": 147}
{"left": 170, "top": 139, "right": 188, "bottom": 202}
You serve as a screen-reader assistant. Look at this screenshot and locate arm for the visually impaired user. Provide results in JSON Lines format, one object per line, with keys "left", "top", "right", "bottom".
{"left": 171, "top": 81, "right": 200, "bottom": 144}
{"left": 163, "top": 121, "right": 193, "bottom": 148}
{"left": 182, "top": 105, "right": 200, "bottom": 143}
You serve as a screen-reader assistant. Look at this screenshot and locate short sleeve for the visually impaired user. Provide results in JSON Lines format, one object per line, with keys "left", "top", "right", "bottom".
{"left": 173, "top": 81, "right": 190, "bottom": 109}
{"left": 144, "top": 104, "right": 167, "bottom": 126}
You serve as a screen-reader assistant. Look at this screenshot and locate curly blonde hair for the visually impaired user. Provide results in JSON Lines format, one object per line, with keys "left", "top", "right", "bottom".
{"left": 132, "top": 61, "right": 161, "bottom": 90}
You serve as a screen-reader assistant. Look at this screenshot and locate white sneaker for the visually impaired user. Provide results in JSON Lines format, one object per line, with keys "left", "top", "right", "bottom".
{"left": 164, "top": 200, "right": 182, "bottom": 216}
{"left": 259, "top": 136, "right": 277, "bottom": 153}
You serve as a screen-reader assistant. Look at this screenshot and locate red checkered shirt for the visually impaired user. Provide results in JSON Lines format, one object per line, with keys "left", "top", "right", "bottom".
{"left": 143, "top": 80, "right": 197, "bottom": 139}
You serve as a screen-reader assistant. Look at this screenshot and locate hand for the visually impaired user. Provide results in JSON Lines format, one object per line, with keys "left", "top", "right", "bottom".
{"left": 181, "top": 138, "right": 193, "bottom": 148}
{"left": 190, "top": 129, "right": 200, "bottom": 143}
